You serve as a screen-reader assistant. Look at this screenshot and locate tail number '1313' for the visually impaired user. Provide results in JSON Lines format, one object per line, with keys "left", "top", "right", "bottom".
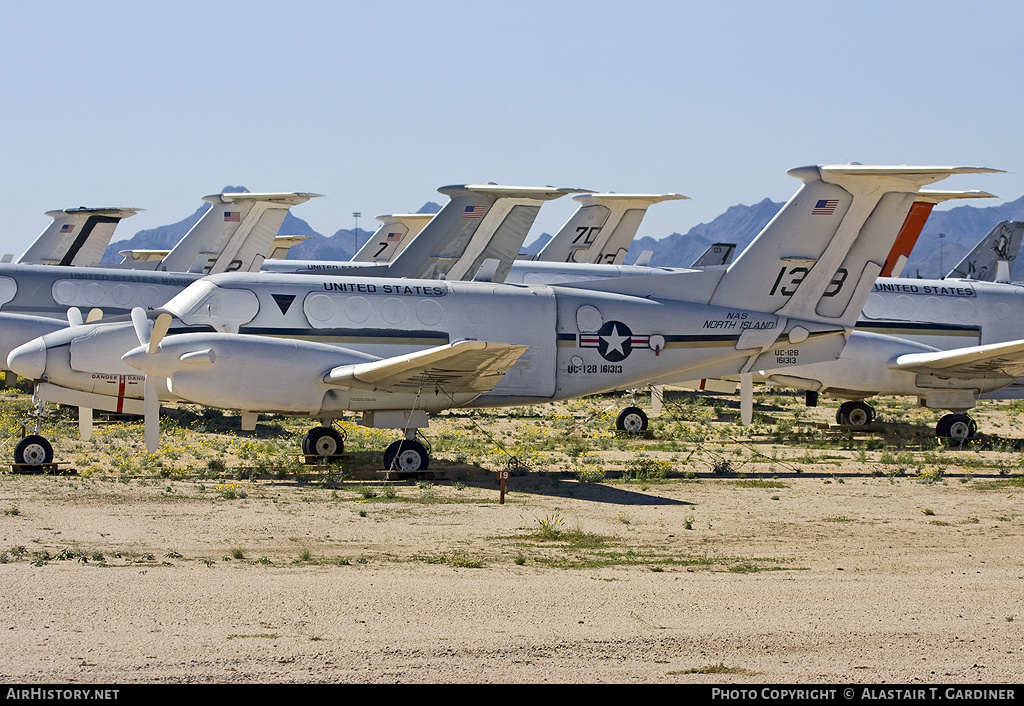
{"left": 769, "top": 267, "right": 848, "bottom": 297}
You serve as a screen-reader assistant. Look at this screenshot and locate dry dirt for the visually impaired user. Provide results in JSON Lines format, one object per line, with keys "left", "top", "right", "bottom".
{"left": 1, "top": 396, "right": 1023, "bottom": 684}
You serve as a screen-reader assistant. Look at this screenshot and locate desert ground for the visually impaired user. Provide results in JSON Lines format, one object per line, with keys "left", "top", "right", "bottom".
{"left": 0, "top": 385, "right": 1022, "bottom": 684}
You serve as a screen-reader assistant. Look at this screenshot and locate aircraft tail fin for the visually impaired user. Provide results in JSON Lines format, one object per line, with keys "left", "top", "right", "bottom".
{"left": 537, "top": 193, "right": 688, "bottom": 265}
{"left": 690, "top": 242, "right": 736, "bottom": 268}
{"left": 266, "top": 236, "right": 312, "bottom": 260}
{"left": 880, "top": 189, "right": 996, "bottom": 278}
{"left": 157, "top": 192, "right": 321, "bottom": 274}
{"left": 705, "top": 165, "right": 1001, "bottom": 326}
{"left": 350, "top": 214, "right": 434, "bottom": 263}
{"left": 18, "top": 207, "right": 142, "bottom": 267}
{"left": 946, "top": 220, "right": 1024, "bottom": 282}
{"left": 386, "top": 184, "right": 575, "bottom": 281}
{"left": 633, "top": 249, "right": 654, "bottom": 267}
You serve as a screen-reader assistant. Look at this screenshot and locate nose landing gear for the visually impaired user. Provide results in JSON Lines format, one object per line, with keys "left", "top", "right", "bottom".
{"left": 12, "top": 391, "right": 56, "bottom": 472}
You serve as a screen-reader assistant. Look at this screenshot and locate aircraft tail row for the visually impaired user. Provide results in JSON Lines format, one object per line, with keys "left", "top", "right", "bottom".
{"left": 568, "top": 164, "right": 1001, "bottom": 329}
{"left": 385, "top": 184, "right": 582, "bottom": 282}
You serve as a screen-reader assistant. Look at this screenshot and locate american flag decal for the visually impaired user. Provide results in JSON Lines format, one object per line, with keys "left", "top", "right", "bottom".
{"left": 386, "top": 232, "right": 402, "bottom": 241}
{"left": 812, "top": 199, "right": 839, "bottom": 215}
{"left": 224, "top": 211, "right": 241, "bottom": 222}
{"left": 462, "top": 205, "right": 486, "bottom": 219}
{"left": 60, "top": 224, "right": 75, "bottom": 233}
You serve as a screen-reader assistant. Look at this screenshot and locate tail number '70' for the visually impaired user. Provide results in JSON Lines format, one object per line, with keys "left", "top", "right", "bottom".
{"left": 769, "top": 267, "right": 848, "bottom": 297}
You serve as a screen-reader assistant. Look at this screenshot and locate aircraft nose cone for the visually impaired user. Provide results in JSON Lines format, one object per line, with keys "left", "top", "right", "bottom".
{"left": 8, "top": 338, "right": 47, "bottom": 381}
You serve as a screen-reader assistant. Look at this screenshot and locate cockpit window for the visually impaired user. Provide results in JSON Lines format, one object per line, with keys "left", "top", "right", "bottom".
{"left": 163, "top": 281, "right": 259, "bottom": 332}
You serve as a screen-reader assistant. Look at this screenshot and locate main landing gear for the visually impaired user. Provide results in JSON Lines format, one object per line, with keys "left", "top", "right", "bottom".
{"left": 833, "top": 401, "right": 977, "bottom": 441}
{"left": 835, "top": 400, "right": 875, "bottom": 426}
{"left": 383, "top": 438, "right": 429, "bottom": 472}
{"left": 935, "top": 413, "right": 977, "bottom": 442}
{"left": 301, "top": 425, "right": 345, "bottom": 458}
{"left": 300, "top": 422, "right": 431, "bottom": 473}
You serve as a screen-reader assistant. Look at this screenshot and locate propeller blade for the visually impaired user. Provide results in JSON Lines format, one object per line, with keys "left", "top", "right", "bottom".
{"left": 149, "top": 313, "right": 172, "bottom": 355}
{"left": 144, "top": 375, "right": 160, "bottom": 454}
{"left": 131, "top": 307, "right": 152, "bottom": 347}
{"left": 67, "top": 307, "right": 83, "bottom": 327}
{"left": 79, "top": 407, "right": 93, "bottom": 441}
{"left": 86, "top": 308, "right": 103, "bottom": 323}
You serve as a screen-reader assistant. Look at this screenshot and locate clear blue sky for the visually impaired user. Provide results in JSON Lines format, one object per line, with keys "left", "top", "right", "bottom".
{"left": 2, "top": 0, "right": 1022, "bottom": 255}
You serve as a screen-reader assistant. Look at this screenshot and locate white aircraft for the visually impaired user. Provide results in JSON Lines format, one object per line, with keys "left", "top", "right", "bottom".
{"left": 0, "top": 192, "right": 321, "bottom": 373}
{"left": 7, "top": 164, "right": 992, "bottom": 470}
{"left": 0, "top": 185, "right": 575, "bottom": 376}
{"left": 11, "top": 207, "right": 143, "bottom": 267}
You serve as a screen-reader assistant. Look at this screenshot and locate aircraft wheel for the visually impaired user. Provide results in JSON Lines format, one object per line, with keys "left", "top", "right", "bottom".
{"left": 837, "top": 401, "right": 874, "bottom": 426}
{"left": 616, "top": 406, "right": 648, "bottom": 433}
{"left": 939, "top": 414, "right": 976, "bottom": 442}
{"left": 15, "top": 434, "right": 54, "bottom": 467}
{"left": 384, "top": 440, "right": 429, "bottom": 472}
{"left": 302, "top": 427, "right": 344, "bottom": 457}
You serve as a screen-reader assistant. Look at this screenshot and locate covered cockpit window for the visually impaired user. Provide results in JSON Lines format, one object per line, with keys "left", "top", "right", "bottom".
{"left": 162, "top": 281, "right": 259, "bottom": 333}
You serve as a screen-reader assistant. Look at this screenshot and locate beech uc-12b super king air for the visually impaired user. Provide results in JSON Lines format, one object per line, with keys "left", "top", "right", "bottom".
{"left": 6, "top": 164, "right": 997, "bottom": 471}
{"left": 0, "top": 185, "right": 582, "bottom": 377}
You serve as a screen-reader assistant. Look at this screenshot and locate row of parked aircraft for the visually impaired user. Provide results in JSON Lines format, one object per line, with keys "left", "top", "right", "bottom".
{"left": 3, "top": 164, "right": 1023, "bottom": 472}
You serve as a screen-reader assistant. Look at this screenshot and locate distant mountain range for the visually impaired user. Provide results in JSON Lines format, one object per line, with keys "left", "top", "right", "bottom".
{"left": 101, "top": 187, "right": 1024, "bottom": 281}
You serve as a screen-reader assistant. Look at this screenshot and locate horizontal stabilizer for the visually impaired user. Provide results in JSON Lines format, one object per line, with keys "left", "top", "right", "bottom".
{"left": 893, "top": 339, "right": 1024, "bottom": 379}
{"left": 325, "top": 340, "right": 528, "bottom": 394}
{"left": 915, "top": 189, "right": 996, "bottom": 205}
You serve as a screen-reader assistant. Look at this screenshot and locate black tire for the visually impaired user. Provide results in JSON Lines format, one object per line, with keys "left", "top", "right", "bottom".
{"left": 383, "top": 439, "right": 429, "bottom": 472}
{"left": 615, "top": 406, "right": 648, "bottom": 433}
{"left": 15, "top": 435, "right": 53, "bottom": 467}
{"left": 942, "top": 414, "right": 976, "bottom": 442}
{"left": 846, "top": 401, "right": 874, "bottom": 426}
{"left": 302, "top": 427, "right": 344, "bottom": 457}
{"left": 837, "top": 401, "right": 873, "bottom": 426}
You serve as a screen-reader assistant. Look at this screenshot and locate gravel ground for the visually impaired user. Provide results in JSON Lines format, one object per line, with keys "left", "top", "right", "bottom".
{"left": 1, "top": 463, "right": 1022, "bottom": 684}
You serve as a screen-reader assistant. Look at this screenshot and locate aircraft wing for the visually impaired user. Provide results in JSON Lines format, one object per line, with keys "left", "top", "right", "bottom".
{"left": 324, "top": 340, "right": 529, "bottom": 394}
{"left": 892, "top": 339, "right": 1024, "bottom": 379}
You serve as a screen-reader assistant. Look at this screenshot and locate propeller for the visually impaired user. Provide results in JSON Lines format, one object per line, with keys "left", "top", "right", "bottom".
{"left": 130, "top": 307, "right": 173, "bottom": 453}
